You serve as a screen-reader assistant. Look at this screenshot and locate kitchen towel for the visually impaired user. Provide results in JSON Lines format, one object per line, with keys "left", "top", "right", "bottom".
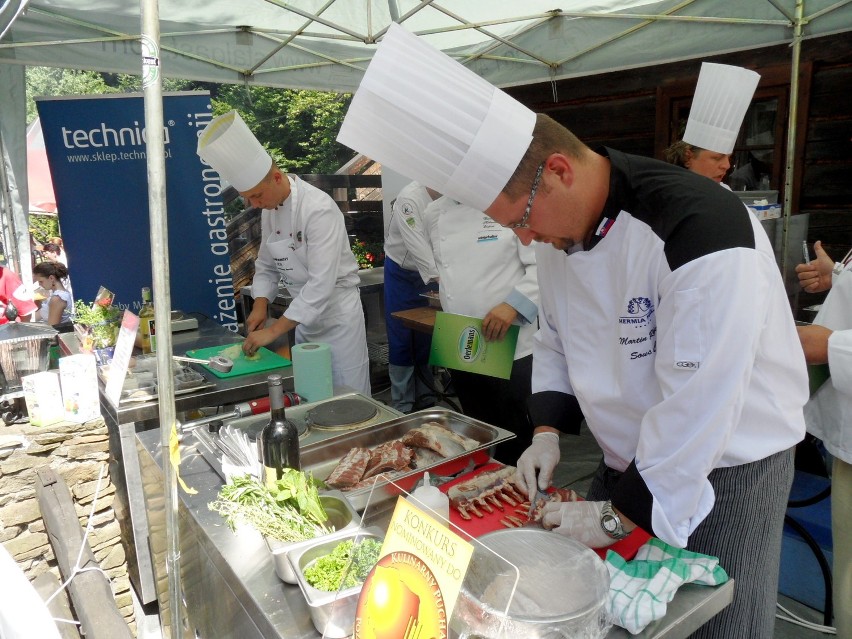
{"left": 604, "top": 537, "right": 729, "bottom": 634}
{"left": 291, "top": 342, "right": 333, "bottom": 402}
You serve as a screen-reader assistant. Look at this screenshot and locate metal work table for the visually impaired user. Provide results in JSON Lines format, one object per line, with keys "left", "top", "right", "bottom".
{"left": 136, "top": 428, "right": 733, "bottom": 638}
{"left": 97, "top": 317, "right": 295, "bottom": 605}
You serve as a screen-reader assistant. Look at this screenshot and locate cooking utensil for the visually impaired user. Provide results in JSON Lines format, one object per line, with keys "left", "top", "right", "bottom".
{"left": 172, "top": 354, "right": 233, "bottom": 373}
{"left": 527, "top": 473, "right": 547, "bottom": 520}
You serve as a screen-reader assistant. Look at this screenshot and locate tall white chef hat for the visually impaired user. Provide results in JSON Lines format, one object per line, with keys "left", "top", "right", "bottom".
{"left": 337, "top": 23, "right": 535, "bottom": 212}
{"left": 197, "top": 111, "right": 273, "bottom": 192}
{"left": 682, "top": 62, "right": 761, "bottom": 155}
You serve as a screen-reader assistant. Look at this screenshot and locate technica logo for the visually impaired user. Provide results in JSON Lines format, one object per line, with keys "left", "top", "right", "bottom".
{"left": 61, "top": 121, "right": 171, "bottom": 149}
{"left": 457, "top": 326, "right": 483, "bottom": 363}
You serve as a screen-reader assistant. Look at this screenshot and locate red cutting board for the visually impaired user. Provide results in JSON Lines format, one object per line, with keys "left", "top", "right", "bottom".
{"left": 185, "top": 343, "right": 291, "bottom": 378}
{"left": 440, "top": 462, "right": 650, "bottom": 560}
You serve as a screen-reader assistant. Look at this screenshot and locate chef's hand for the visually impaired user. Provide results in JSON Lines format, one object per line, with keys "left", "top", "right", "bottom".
{"left": 243, "top": 316, "right": 297, "bottom": 356}
{"left": 481, "top": 303, "right": 517, "bottom": 342}
{"left": 796, "top": 240, "right": 834, "bottom": 293}
{"left": 245, "top": 299, "right": 270, "bottom": 333}
{"left": 515, "top": 431, "right": 561, "bottom": 496}
{"left": 541, "top": 500, "right": 616, "bottom": 549}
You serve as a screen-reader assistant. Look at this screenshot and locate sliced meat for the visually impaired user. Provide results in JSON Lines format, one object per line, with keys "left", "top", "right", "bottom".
{"left": 361, "top": 440, "right": 414, "bottom": 480}
{"left": 324, "top": 447, "right": 371, "bottom": 489}
{"left": 400, "top": 422, "right": 478, "bottom": 458}
{"left": 410, "top": 447, "right": 444, "bottom": 468}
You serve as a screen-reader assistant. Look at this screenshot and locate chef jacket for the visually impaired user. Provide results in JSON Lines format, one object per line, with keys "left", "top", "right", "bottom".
{"left": 424, "top": 197, "right": 538, "bottom": 359}
{"left": 251, "top": 175, "right": 369, "bottom": 393}
{"left": 803, "top": 266, "right": 852, "bottom": 465}
{"left": 528, "top": 148, "right": 807, "bottom": 547}
{"left": 384, "top": 182, "right": 439, "bottom": 283}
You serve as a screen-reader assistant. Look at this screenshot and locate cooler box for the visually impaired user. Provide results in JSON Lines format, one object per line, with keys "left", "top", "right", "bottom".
{"left": 778, "top": 471, "right": 833, "bottom": 612}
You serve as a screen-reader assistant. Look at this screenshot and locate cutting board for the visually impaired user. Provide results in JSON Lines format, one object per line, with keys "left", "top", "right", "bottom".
{"left": 185, "top": 343, "right": 291, "bottom": 378}
{"left": 440, "top": 463, "right": 650, "bottom": 560}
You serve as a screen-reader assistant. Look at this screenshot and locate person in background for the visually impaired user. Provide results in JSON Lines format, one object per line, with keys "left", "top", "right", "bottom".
{"left": 383, "top": 181, "right": 441, "bottom": 413}
{"left": 47, "top": 237, "right": 68, "bottom": 267}
{"left": 423, "top": 197, "right": 538, "bottom": 464}
{"left": 336, "top": 25, "right": 807, "bottom": 639}
{"left": 198, "top": 111, "right": 370, "bottom": 395}
{"left": 664, "top": 63, "right": 760, "bottom": 186}
{"left": 32, "top": 261, "right": 72, "bottom": 326}
{"left": 795, "top": 239, "right": 852, "bottom": 638}
{"left": 40, "top": 242, "right": 73, "bottom": 300}
{"left": 0, "top": 265, "right": 37, "bottom": 324}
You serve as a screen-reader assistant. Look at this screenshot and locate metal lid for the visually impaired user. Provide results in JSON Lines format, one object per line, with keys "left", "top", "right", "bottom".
{"left": 0, "top": 322, "right": 58, "bottom": 344}
{"left": 462, "top": 528, "right": 609, "bottom": 623}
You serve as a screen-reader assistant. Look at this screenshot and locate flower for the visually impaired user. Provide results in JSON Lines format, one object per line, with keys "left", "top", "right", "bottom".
{"left": 350, "top": 237, "right": 384, "bottom": 270}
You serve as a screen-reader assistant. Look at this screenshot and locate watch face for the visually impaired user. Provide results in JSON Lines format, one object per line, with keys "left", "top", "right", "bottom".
{"left": 602, "top": 515, "right": 618, "bottom": 533}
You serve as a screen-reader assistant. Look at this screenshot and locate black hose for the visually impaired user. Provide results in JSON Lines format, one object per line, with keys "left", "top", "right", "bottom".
{"left": 783, "top": 514, "right": 833, "bottom": 626}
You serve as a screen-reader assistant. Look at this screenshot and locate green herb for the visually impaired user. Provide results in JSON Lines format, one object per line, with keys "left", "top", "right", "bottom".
{"left": 208, "top": 473, "right": 330, "bottom": 542}
{"left": 73, "top": 299, "right": 122, "bottom": 348}
{"left": 304, "top": 538, "right": 382, "bottom": 592}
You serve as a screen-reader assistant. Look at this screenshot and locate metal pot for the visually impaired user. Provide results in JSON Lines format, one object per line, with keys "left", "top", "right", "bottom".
{"left": 450, "top": 528, "right": 611, "bottom": 639}
{"left": 0, "top": 323, "right": 58, "bottom": 388}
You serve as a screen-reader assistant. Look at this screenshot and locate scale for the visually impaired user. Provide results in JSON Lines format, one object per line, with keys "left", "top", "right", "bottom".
{"left": 170, "top": 311, "right": 198, "bottom": 332}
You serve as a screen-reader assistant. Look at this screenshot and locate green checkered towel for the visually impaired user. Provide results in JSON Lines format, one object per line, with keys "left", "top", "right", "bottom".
{"left": 604, "top": 537, "right": 729, "bottom": 634}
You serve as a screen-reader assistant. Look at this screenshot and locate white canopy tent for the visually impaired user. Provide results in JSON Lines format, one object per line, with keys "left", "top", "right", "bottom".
{"left": 1, "top": 1, "right": 850, "bottom": 635}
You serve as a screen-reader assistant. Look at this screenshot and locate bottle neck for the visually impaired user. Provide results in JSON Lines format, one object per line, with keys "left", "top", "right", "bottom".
{"left": 269, "top": 380, "right": 286, "bottom": 419}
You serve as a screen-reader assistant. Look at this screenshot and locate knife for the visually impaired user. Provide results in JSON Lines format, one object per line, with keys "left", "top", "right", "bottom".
{"left": 527, "top": 474, "right": 548, "bottom": 520}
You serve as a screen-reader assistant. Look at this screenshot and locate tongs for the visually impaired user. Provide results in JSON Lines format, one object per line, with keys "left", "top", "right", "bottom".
{"left": 172, "top": 354, "right": 234, "bottom": 373}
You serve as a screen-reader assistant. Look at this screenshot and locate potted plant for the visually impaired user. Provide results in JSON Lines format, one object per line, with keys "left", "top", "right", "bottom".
{"left": 72, "top": 289, "right": 122, "bottom": 362}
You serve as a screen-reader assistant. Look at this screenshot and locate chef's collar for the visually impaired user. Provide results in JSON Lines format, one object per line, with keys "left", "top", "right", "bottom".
{"left": 581, "top": 147, "right": 630, "bottom": 251}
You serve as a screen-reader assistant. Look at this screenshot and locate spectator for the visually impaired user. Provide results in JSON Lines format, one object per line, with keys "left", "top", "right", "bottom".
{"left": 32, "top": 261, "right": 73, "bottom": 326}
{"left": 0, "top": 266, "right": 37, "bottom": 324}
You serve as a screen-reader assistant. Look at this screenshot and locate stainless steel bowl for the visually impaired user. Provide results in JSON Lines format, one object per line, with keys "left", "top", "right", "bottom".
{"left": 265, "top": 491, "right": 360, "bottom": 584}
{"left": 287, "top": 528, "right": 383, "bottom": 639}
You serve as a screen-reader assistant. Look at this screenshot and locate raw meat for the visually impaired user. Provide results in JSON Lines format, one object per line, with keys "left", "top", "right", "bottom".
{"left": 361, "top": 440, "right": 414, "bottom": 480}
{"left": 401, "top": 422, "right": 478, "bottom": 458}
{"left": 324, "top": 447, "right": 371, "bottom": 489}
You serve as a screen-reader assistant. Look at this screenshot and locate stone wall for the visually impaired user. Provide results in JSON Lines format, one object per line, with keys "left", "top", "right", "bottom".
{"left": 0, "top": 416, "right": 135, "bottom": 636}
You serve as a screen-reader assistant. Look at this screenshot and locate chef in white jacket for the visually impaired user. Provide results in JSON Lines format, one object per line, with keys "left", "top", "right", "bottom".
{"left": 383, "top": 181, "right": 441, "bottom": 413}
{"left": 796, "top": 240, "right": 852, "bottom": 638}
{"left": 336, "top": 25, "right": 808, "bottom": 639}
{"left": 198, "top": 111, "right": 370, "bottom": 395}
{"left": 423, "top": 197, "right": 538, "bottom": 464}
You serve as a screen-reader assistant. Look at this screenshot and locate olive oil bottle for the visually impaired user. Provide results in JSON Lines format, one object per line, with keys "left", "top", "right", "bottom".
{"left": 139, "top": 287, "right": 155, "bottom": 354}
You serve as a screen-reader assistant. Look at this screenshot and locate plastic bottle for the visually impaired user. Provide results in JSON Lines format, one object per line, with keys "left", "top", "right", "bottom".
{"left": 260, "top": 374, "right": 301, "bottom": 488}
{"left": 409, "top": 472, "right": 450, "bottom": 522}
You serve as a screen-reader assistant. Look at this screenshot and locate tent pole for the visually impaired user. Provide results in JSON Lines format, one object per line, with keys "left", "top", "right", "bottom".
{"left": 139, "top": 0, "right": 184, "bottom": 637}
{"left": 781, "top": 0, "right": 804, "bottom": 285}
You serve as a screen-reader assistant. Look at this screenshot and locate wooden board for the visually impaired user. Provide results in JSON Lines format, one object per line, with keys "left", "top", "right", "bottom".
{"left": 185, "top": 343, "right": 291, "bottom": 378}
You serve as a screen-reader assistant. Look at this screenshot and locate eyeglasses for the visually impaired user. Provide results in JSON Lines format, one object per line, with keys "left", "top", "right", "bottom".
{"left": 502, "top": 162, "right": 545, "bottom": 229}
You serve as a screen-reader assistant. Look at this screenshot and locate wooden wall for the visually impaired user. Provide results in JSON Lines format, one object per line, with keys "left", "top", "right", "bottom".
{"left": 504, "top": 33, "right": 852, "bottom": 315}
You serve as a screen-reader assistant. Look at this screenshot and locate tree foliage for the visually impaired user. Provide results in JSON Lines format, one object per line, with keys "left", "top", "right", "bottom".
{"left": 25, "top": 67, "right": 355, "bottom": 174}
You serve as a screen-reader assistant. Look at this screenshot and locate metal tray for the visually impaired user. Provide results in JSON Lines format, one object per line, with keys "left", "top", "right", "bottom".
{"left": 301, "top": 408, "right": 514, "bottom": 511}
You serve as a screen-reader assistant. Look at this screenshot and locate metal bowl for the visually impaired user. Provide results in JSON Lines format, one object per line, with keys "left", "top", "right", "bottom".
{"left": 287, "top": 528, "right": 383, "bottom": 639}
{"left": 265, "top": 491, "right": 360, "bottom": 584}
{"left": 450, "top": 528, "right": 611, "bottom": 639}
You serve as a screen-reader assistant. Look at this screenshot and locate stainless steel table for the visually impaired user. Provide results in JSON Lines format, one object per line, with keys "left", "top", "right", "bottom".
{"left": 99, "top": 317, "right": 295, "bottom": 605}
{"left": 136, "top": 428, "right": 733, "bottom": 638}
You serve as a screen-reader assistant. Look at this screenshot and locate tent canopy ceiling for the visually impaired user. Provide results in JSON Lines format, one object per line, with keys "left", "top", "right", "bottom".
{"left": 1, "top": 0, "right": 851, "bottom": 92}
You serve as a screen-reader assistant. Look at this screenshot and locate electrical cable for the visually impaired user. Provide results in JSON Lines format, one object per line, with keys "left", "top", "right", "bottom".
{"left": 775, "top": 602, "right": 836, "bottom": 634}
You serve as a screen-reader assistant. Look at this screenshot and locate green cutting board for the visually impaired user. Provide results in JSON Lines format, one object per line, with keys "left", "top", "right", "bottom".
{"left": 185, "top": 343, "right": 291, "bottom": 378}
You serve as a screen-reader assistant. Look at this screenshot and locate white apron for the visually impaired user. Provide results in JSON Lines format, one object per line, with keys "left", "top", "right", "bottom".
{"left": 263, "top": 179, "right": 370, "bottom": 395}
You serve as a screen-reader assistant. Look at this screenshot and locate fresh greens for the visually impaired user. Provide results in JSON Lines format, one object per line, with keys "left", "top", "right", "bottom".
{"left": 73, "top": 299, "right": 122, "bottom": 348}
{"left": 304, "top": 538, "right": 382, "bottom": 592}
{"left": 208, "top": 472, "right": 330, "bottom": 542}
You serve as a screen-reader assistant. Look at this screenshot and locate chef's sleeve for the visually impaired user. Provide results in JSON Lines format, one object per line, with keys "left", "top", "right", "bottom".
{"left": 828, "top": 329, "right": 852, "bottom": 394}
{"left": 394, "top": 195, "right": 439, "bottom": 284}
{"left": 504, "top": 235, "right": 538, "bottom": 325}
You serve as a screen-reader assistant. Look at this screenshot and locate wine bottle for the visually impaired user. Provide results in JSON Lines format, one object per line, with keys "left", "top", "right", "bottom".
{"left": 260, "top": 374, "right": 300, "bottom": 487}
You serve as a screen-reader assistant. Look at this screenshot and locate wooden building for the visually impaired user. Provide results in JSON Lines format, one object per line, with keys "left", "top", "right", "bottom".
{"left": 504, "top": 32, "right": 852, "bottom": 316}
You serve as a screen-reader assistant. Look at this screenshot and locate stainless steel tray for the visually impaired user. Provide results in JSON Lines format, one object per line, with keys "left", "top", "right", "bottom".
{"left": 301, "top": 408, "right": 515, "bottom": 511}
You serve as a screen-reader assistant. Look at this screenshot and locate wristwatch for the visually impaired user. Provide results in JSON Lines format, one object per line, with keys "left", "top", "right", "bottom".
{"left": 600, "top": 501, "right": 629, "bottom": 540}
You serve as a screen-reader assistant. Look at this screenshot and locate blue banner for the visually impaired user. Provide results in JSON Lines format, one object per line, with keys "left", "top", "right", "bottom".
{"left": 37, "top": 93, "right": 238, "bottom": 331}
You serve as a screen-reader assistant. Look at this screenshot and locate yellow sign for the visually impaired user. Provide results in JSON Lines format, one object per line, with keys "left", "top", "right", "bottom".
{"left": 355, "top": 498, "right": 473, "bottom": 639}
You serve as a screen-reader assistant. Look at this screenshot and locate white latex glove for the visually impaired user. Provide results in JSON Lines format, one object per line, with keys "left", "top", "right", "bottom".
{"left": 515, "top": 431, "right": 561, "bottom": 496}
{"left": 541, "top": 500, "right": 617, "bottom": 549}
